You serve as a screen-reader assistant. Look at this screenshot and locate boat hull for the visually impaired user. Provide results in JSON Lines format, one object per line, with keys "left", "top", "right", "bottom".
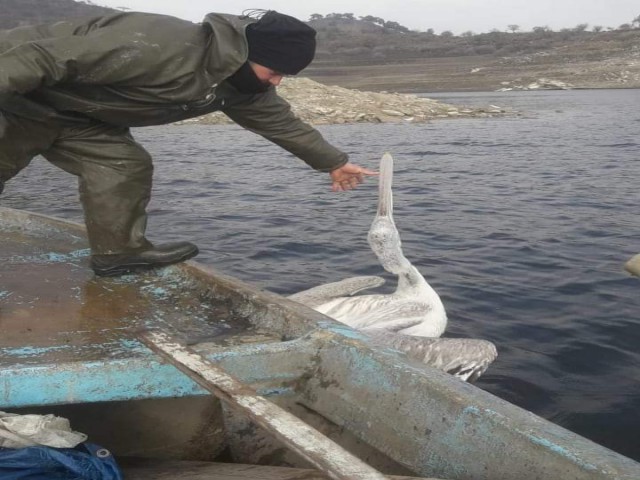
{"left": 1, "top": 206, "right": 638, "bottom": 480}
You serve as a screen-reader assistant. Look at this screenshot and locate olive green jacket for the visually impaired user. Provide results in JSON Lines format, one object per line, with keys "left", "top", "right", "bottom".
{"left": 0, "top": 12, "right": 347, "bottom": 171}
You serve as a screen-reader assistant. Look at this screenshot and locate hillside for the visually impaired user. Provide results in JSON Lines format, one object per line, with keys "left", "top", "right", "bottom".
{"left": 1, "top": 1, "right": 639, "bottom": 92}
{"left": 0, "top": 0, "right": 115, "bottom": 29}
{"left": 306, "top": 14, "right": 640, "bottom": 92}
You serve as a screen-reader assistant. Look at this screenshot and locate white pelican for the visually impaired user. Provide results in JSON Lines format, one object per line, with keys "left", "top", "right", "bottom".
{"left": 625, "top": 253, "right": 640, "bottom": 277}
{"left": 290, "top": 153, "right": 497, "bottom": 381}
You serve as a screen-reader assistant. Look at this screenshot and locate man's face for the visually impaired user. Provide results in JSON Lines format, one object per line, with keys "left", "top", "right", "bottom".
{"left": 249, "top": 62, "right": 285, "bottom": 87}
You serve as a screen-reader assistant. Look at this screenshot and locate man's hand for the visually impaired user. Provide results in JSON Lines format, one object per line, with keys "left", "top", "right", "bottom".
{"left": 329, "top": 162, "right": 378, "bottom": 192}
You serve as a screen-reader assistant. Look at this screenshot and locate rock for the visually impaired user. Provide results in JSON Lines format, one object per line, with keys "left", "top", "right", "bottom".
{"left": 175, "top": 77, "right": 507, "bottom": 126}
{"left": 381, "top": 109, "right": 405, "bottom": 117}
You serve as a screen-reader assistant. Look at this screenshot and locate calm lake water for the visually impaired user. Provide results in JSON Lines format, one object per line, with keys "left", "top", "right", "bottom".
{"left": 2, "top": 89, "right": 639, "bottom": 461}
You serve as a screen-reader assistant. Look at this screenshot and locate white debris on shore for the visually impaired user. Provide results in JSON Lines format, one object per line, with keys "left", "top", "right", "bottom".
{"left": 177, "top": 77, "right": 509, "bottom": 126}
{"left": 497, "top": 78, "right": 574, "bottom": 91}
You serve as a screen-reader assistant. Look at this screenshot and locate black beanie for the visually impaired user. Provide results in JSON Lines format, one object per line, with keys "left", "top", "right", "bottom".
{"left": 245, "top": 11, "right": 317, "bottom": 75}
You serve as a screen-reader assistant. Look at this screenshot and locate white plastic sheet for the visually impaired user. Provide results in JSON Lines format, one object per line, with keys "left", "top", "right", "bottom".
{"left": 0, "top": 411, "right": 87, "bottom": 448}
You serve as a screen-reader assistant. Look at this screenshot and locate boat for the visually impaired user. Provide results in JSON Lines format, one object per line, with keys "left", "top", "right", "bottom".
{"left": 1, "top": 205, "right": 639, "bottom": 480}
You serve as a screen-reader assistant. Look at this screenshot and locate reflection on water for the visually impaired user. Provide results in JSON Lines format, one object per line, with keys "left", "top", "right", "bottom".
{"left": 2, "top": 89, "right": 639, "bottom": 460}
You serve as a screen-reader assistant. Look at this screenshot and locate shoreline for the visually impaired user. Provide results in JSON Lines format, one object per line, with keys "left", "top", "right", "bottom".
{"left": 305, "top": 49, "right": 640, "bottom": 94}
{"left": 177, "top": 77, "right": 516, "bottom": 127}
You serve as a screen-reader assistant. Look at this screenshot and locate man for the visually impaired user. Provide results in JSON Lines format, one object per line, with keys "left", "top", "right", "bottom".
{"left": 0, "top": 10, "right": 375, "bottom": 276}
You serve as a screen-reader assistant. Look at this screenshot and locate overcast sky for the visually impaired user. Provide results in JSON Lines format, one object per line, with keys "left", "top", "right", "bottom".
{"left": 91, "top": 0, "right": 639, "bottom": 34}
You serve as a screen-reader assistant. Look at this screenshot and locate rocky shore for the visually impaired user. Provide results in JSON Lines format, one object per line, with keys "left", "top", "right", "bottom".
{"left": 177, "top": 77, "right": 511, "bottom": 126}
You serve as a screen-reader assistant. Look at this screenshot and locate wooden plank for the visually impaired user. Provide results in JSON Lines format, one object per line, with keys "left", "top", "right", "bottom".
{"left": 138, "top": 330, "right": 389, "bottom": 480}
{"left": 121, "top": 460, "right": 442, "bottom": 480}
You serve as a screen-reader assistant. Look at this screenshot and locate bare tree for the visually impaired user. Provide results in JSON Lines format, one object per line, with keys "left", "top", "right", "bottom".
{"left": 507, "top": 24, "right": 520, "bottom": 33}
{"left": 384, "top": 20, "right": 410, "bottom": 33}
{"left": 573, "top": 23, "right": 589, "bottom": 32}
{"left": 592, "top": 25, "right": 603, "bottom": 32}
{"left": 440, "top": 30, "right": 454, "bottom": 37}
{"left": 309, "top": 13, "right": 323, "bottom": 21}
{"left": 359, "top": 15, "right": 385, "bottom": 26}
{"left": 532, "top": 26, "right": 552, "bottom": 36}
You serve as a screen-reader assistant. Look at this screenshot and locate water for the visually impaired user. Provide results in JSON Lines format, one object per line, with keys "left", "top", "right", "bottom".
{"left": 2, "top": 89, "right": 639, "bottom": 460}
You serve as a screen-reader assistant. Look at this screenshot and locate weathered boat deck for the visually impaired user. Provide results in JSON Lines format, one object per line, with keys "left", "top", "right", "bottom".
{"left": 0, "top": 226, "right": 258, "bottom": 362}
{"left": 0, "top": 213, "right": 290, "bottom": 408}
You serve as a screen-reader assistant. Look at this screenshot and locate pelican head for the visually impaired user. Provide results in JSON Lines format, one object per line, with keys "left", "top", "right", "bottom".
{"left": 367, "top": 153, "right": 410, "bottom": 275}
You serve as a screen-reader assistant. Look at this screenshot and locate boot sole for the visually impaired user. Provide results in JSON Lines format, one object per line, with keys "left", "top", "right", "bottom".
{"left": 92, "top": 247, "right": 198, "bottom": 277}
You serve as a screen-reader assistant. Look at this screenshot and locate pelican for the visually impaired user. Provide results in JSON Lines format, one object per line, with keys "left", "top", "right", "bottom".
{"left": 290, "top": 153, "right": 497, "bottom": 381}
{"left": 625, "top": 253, "right": 640, "bottom": 277}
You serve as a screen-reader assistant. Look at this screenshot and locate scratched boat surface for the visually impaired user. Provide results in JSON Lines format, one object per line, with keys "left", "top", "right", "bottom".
{"left": 1, "top": 206, "right": 639, "bottom": 480}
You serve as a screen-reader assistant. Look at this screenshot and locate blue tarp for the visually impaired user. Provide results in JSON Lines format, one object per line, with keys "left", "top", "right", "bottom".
{"left": 0, "top": 443, "right": 123, "bottom": 480}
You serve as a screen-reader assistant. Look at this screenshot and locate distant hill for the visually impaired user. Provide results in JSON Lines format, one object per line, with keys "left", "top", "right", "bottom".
{"left": 0, "top": 0, "right": 115, "bottom": 29}
{"left": 2, "top": 3, "right": 639, "bottom": 92}
{"left": 309, "top": 13, "right": 640, "bottom": 64}
{"left": 307, "top": 13, "right": 640, "bottom": 92}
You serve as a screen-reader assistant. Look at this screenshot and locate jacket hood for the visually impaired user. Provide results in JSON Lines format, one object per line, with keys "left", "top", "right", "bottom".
{"left": 201, "top": 13, "right": 256, "bottom": 82}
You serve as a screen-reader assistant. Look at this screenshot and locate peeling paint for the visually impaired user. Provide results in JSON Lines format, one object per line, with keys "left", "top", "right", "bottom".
{"left": 141, "top": 285, "right": 169, "bottom": 299}
{"left": 525, "top": 434, "right": 599, "bottom": 472}
{"left": 8, "top": 249, "right": 90, "bottom": 264}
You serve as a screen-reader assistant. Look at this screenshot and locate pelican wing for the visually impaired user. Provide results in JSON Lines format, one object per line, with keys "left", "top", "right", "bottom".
{"left": 367, "top": 332, "right": 498, "bottom": 382}
{"left": 288, "top": 276, "right": 385, "bottom": 308}
{"left": 347, "top": 300, "right": 432, "bottom": 331}
{"left": 361, "top": 317, "right": 424, "bottom": 333}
